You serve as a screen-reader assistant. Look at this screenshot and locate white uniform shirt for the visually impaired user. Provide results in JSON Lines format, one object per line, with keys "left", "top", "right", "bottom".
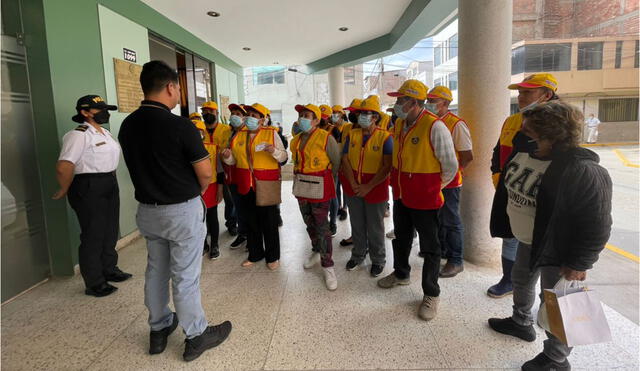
{"left": 58, "top": 123, "right": 121, "bottom": 174}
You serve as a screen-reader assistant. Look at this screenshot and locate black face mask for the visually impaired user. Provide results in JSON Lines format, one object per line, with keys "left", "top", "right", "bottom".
{"left": 93, "top": 110, "right": 110, "bottom": 124}
{"left": 348, "top": 112, "right": 358, "bottom": 124}
{"left": 203, "top": 113, "right": 217, "bottom": 124}
{"left": 514, "top": 132, "right": 539, "bottom": 156}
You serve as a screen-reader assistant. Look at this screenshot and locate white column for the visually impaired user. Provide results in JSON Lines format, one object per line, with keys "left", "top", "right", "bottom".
{"left": 458, "top": 0, "right": 513, "bottom": 267}
{"left": 328, "top": 67, "right": 345, "bottom": 106}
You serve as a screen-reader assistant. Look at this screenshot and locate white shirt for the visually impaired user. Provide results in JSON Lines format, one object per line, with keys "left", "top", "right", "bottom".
{"left": 58, "top": 122, "right": 121, "bottom": 174}
{"left": 586, "top": 117, "right": 601, "bottom": 127}
{"left": 223, "top": 130, "right": 288, "bottom": 166}
{"left": 505, "top": 152, "right": 552, "bottom": 244}
{"left": 451, "top": 120, "right": 473, "bottom": 152}
{"left": 403, "top": 110, "right": 459, "bottom": 188}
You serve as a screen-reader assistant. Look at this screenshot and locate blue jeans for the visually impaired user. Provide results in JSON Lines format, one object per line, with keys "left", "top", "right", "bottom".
{"left": 438, "top": 187, "right": 464, "bottom": 265}
{"left": 502, "top": 237, "right": 519, "bottom": 262}
{"left": 137, "top": 197, "right": 208, "bottom": 339}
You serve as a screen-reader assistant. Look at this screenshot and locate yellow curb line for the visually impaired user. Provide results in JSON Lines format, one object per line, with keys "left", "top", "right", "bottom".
{"left": 606, "top": 243, "right": 640, "bottom": 263}
{"left": 612, "top": 149, "right": 640, "bottom": 168}
{"left": 581, "top": 142, "right": 639, "bottom": 147}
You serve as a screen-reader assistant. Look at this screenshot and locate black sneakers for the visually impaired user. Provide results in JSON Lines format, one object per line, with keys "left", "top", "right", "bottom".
{"left": 345, "top": 260, "right": 360, "bottom": 271}
{"left": 85, "top": 282, "right": 118, "bottom": 297}
{"left": 183, "top": 321, "right": 232, "bottom": 362}
{"left": 522, "top": 352, "right": 571, "bottom": 371}
{"left": 209, "top": 245, "right": 220, "bottom": 260}
{"left": 149, "top": 312, "right": 179, "bottom": 355}
{"left": 230, "top": 235, "right": 247, "bottom": 250}
{"left": 338, "top": 208, "right": 348, "bottom": 220}
{"left": 488, "top": 317, "right": 536, "bottom": 342}
{"left": 370, "top": 264, "right": 384, "bottom": 277}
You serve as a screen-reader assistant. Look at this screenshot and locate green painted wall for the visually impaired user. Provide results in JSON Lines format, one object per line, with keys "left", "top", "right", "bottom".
{"left": 97, "top": 5, "right": 150, "bottom": 236}
{"left": 21, "top": 0, "right": 244, "bottom": 276}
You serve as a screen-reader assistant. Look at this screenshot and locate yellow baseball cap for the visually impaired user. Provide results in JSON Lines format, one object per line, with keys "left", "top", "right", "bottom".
{"left": 193, "top": 120, "right": 207, "bottom": 132}
{"left": 508, "top": 73, "right": 558, "bottom": 92}
{"left": 202, "top": 101, "right": 218, "bottom": 110}
{"left": 345, "top": 98, "right": 363, "bottom": 112}
{"left": 189, "top": 112, "right": 203, "bottom": 120}
{"left": 228, "top": 103, "right": 247, "bottom": 114}
{"left": 332, "top": 105, "right": 344, "bottom": 113}
{"left": 357, "top": 95, "right": 383, "bottom": 116}
{"left": 319, "top": 104, "right": 332, "bottom": 119}
{"left": 295, "top": 104, "right": 322, "bottom": 120}
{"left": 427, "top": 86, "right": 453, "bottom": 101}
{"left": 243, "top": 103, "right": 270, "bottom": 117}
{"left": 387, "top": 79, "right": 428, "bottom": 100}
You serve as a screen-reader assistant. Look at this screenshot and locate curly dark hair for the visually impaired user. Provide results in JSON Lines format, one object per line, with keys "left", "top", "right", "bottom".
{"left": 522, "top": 101, "right": 584, "bottom": 150}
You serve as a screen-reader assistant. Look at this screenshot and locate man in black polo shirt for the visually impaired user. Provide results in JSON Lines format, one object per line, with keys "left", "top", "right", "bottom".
{"left": 119, "top": 60, "right": 231, "bottom": 362}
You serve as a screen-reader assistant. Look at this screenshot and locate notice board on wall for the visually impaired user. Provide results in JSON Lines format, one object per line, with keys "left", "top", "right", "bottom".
{"left": 113, "top": 58, "right": 144, "bottom": 113}
{"left": 219, "top": 95, "right": 230, "bottom": 123}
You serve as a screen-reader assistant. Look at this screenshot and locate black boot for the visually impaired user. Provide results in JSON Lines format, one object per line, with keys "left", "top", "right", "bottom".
{"left": 487, "top": 257, "right": 514, "bottom": 298}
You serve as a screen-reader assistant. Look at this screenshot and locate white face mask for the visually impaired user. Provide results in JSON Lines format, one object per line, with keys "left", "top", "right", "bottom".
{"left": 424, "top": 103, "right": 438, "bottom": 115}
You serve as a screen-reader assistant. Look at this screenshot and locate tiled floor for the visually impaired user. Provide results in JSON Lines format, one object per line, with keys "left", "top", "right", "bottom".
{"left": 2, "top": 189, "right": 639, "bottom": 370}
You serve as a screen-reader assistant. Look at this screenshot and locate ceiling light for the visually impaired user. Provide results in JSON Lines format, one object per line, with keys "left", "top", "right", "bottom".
{"left": 242, "top": 47, "right": 251, "bottom": 51}
{"left": 288, "top": 68, "right": 298, "bottom": 72}
{"left": 339, "top": 27, "right": 348, "bottom": 31}
{"left": 207, "top": 11, "right": 221, "bottom": 17}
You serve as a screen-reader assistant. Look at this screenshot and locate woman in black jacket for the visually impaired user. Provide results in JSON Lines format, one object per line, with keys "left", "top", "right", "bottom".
{"left": 487, "top": 101, "right": 612, "bottom": 371}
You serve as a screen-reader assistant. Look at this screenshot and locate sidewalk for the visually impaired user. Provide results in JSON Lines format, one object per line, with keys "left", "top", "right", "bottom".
{"left": 2, "top": 186, "right": 638, "bottom": 370}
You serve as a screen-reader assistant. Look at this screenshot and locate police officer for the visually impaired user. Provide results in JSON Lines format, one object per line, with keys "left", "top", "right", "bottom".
{"left": 53, "top": 95, "right": 132, "bottom": 297}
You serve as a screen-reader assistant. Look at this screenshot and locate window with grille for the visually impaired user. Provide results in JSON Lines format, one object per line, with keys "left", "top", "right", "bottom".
{"left": 578, "top": 42, "right": 603, "bottom": 70}
{"left": 598, "top": 98, "right": 639, "bottom": 122}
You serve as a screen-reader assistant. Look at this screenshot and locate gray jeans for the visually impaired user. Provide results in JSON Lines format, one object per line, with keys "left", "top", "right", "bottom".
{"left": 345, "top": 194, "right": 386, "bottom": 265}
{"left": 512, "top": 241, "right": 572, "bottom": 363}
{"left": 137, "top": 197, "right": 208, "bottom": 339}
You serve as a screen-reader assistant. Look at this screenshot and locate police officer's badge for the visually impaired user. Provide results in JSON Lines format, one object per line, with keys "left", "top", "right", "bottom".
{"left": 411, "top": 137, "right": 419, "bottom": 144}
{"left": 372, "top": 145, "right": 380, "bottom": 151}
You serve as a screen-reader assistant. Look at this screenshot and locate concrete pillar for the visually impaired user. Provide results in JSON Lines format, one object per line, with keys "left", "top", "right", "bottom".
{"left": 328, "top": 67, "right": 345, "bottom": 106}
{"left": 458, "top": 0, "right": 513, "bottom": 267}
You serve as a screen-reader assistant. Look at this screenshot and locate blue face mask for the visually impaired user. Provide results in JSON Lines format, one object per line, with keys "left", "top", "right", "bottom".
{"left": 394, "top": 101, "right": 409, "bottom": 120}
{"left": 358, "top": 113, "right": 373, "bottom": 128}
{"left": 229, "top": 115, "right": 243, "bottom": 128}
{"left": 245, "top": 116, "right": 260, "bottom": 131}
{"left": 298, "top": 117, "right": 313, "bottom": 133}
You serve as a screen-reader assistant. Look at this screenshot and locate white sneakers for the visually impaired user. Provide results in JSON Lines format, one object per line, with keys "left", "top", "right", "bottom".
{"left": 323, "top": 267, "right": 338, "bottom": 291}
{"left": 303, "top": 252, "right": 321, "bottom": 269}
{"left": 304, "top": 252, "right": 337, "bottom": 291}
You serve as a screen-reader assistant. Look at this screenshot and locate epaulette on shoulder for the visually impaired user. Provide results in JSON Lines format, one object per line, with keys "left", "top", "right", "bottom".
{"left": 74, "top": 125, "right": 88, "bottom": 132}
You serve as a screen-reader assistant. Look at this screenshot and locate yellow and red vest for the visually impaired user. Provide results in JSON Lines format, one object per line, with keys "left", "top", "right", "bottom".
{"left": 205, "top": 122, "right": 232, "bottom": 148}
{"left": 290, "top": 128, "right": 335, "bottom": 203}
{"left": 193, "top": 120, "right": 219, "bottom": 207}
{"left": 342, "top": 127, "right": 391, "bottom": 203}
{"left": 391, "top": 110, "right": 444, "bottom": 210}
{"left": 230, "top": 126, "right": 280, "bottom": 195}
{"left": 379, "top": 113, "right": 391, "bottom": 131}
{"left": 498, "top": 112, "right": 523, "bottom": 170}
{"left": 441, "top": 112, "right": 466, "bottom": 189}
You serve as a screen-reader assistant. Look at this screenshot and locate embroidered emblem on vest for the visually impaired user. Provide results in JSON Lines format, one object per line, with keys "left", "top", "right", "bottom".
{"left": 411, "top": 137, "right": 419, "bottom": 144}
{"left": 372, "top": 145, "right": 380, "bottom": 151}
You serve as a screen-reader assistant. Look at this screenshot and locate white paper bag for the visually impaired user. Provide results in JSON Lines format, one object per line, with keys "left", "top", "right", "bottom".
{"left": 542, "top": 278, "right": 612, "bottom": 347}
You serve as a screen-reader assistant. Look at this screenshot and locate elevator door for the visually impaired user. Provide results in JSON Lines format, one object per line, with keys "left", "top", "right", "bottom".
{"left": 1, "top": 0, "right": 51, "bottom": 302}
